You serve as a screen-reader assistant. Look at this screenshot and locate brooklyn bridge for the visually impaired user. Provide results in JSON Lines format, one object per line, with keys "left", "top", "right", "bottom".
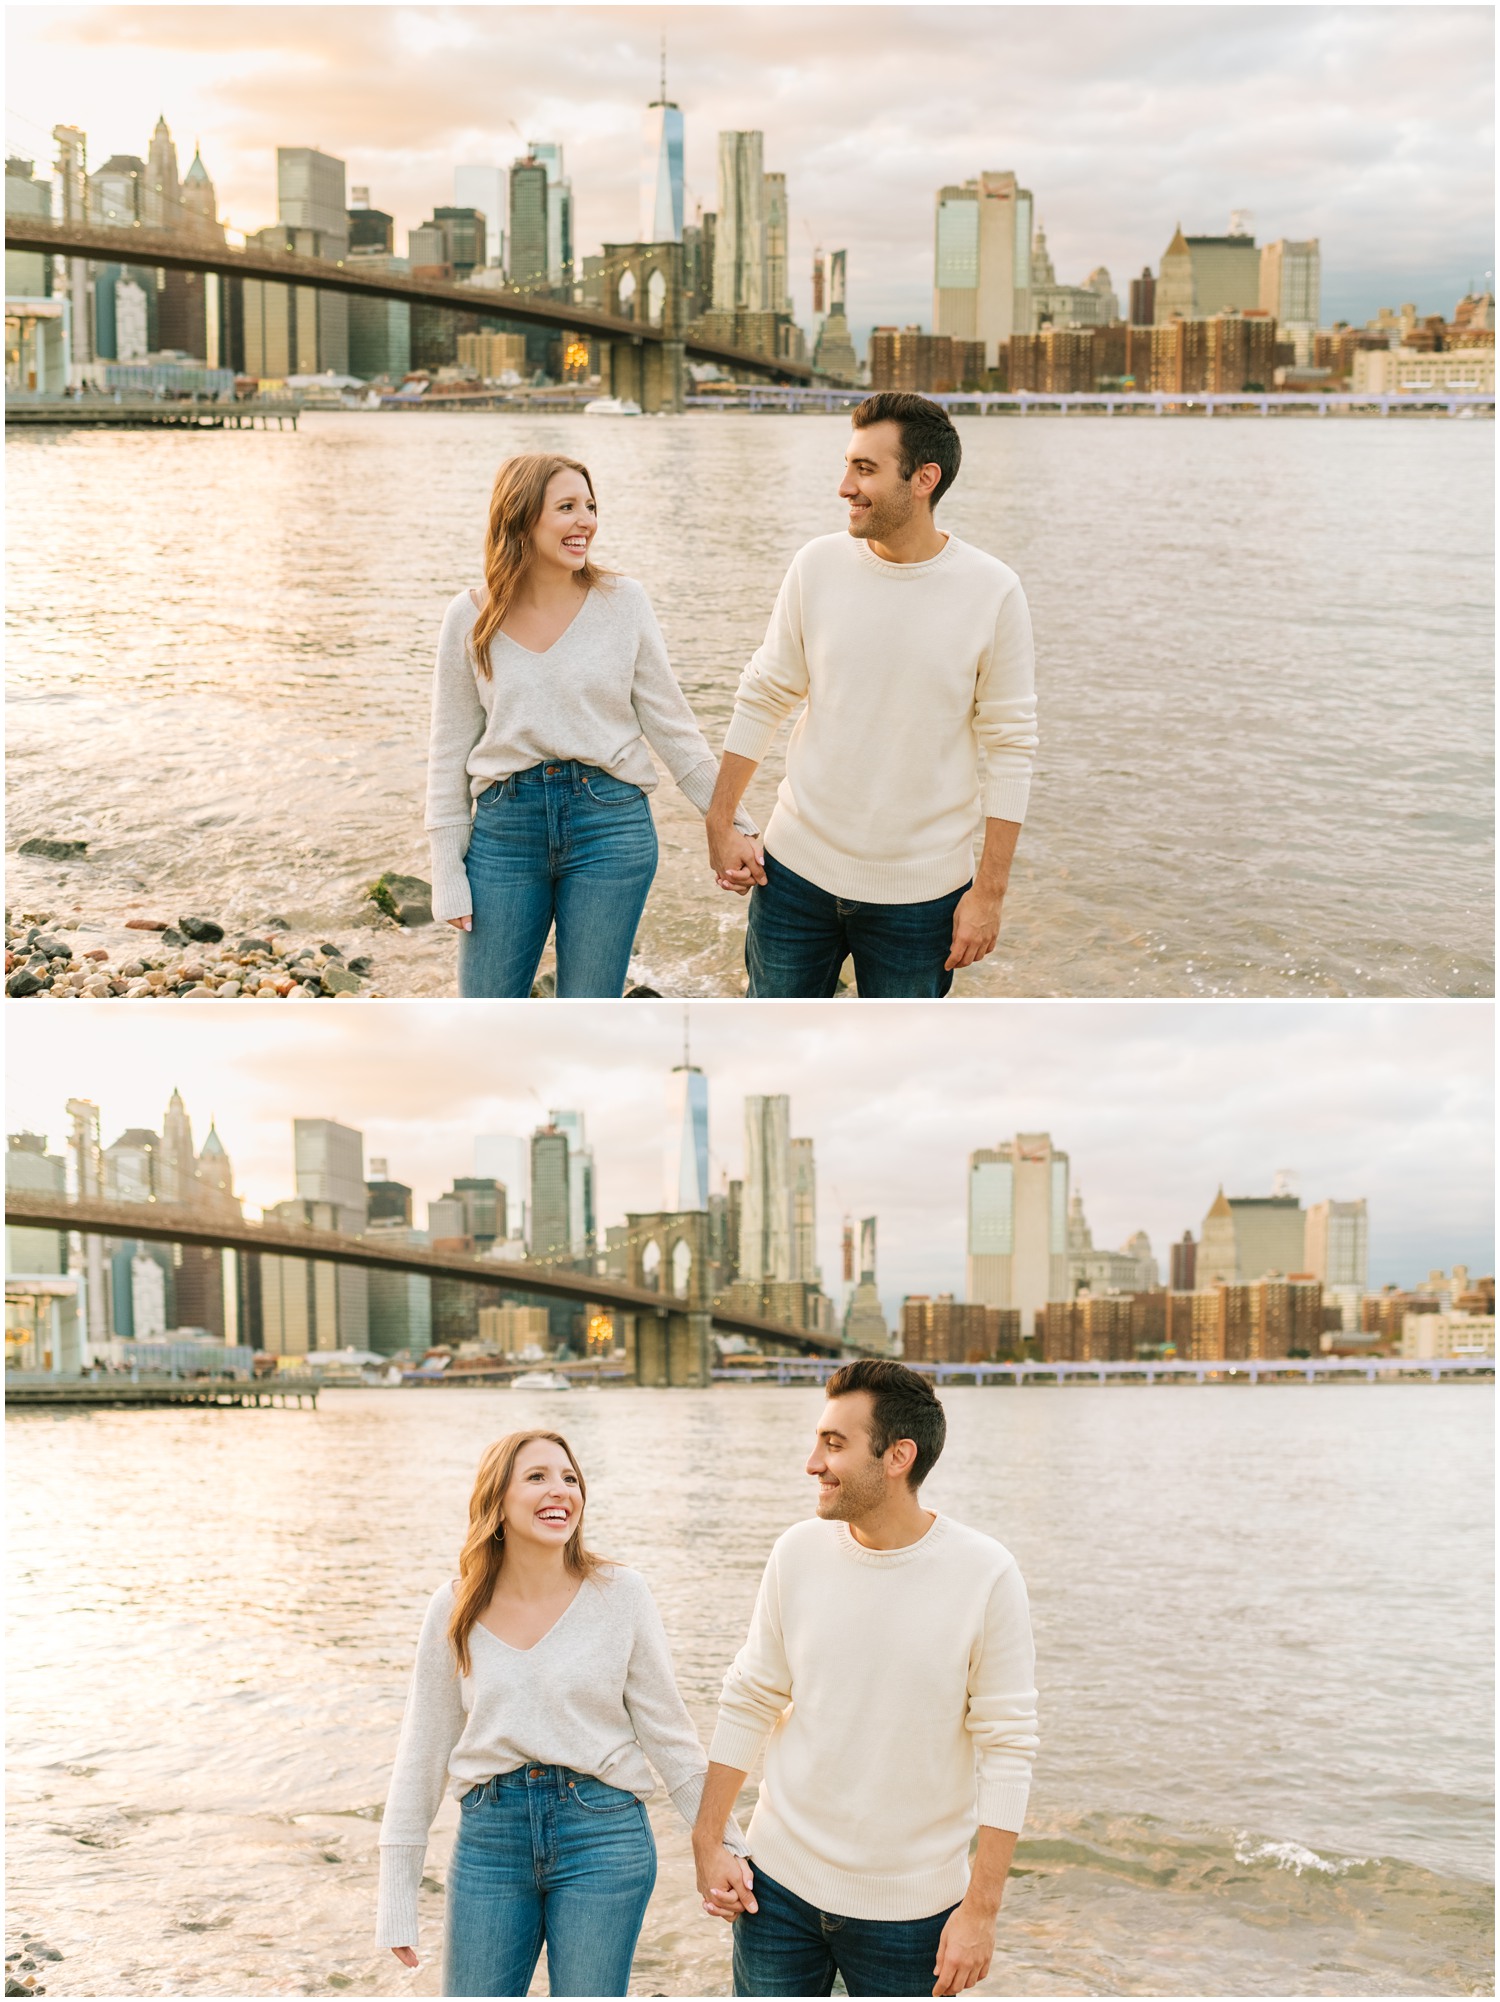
{"left": 5, "top": 217, "right": 816, "bottom": 411}
{"left": 4, "top": 1189, "right": 859, "bottom": 1388}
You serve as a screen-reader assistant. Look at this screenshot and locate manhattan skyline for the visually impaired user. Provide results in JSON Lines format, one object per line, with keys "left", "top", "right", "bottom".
{"left": 7, "top": 1002, "right": 1493, "bottom": 1307}
{"left": 6, "top": 5, "right": 1493, "bottom": 346}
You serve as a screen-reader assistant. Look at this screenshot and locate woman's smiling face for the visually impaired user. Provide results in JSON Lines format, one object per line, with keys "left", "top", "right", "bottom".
{"left": 499, "top": 1437, "right": 584, "bottom": 1551}
{"left": 531, "top": 468, "right": 598, "bottom": 575}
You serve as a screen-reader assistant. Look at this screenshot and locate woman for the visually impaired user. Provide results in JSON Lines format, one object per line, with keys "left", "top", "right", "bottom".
{"left": 426, "top": 452, "right": 759, "bottom": 997}
{"left": 376, "top": 1430, "right": 743, "bottom": 1996}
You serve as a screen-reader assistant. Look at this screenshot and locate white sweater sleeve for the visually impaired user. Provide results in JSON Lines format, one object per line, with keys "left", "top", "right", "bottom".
{"left": 375, "top": 1587, "right": 466, "bottom": 1952}
{"left": 620, "top": 1576, "right": 749, "bottom": 1854}
{"left": 627, "top": 587, "right": 758, "bottom": 835}
{"left": 966, "top": 1560, "right": 1040, "bottom": 1835}
{"left": 708, "top": 1546, "right": 793, "bottom": 1774}
{"left": 974, "top": 579, "right": 1038, "bottom": 826}
{"left": 424, "top": 596, "right": 487, "bottom": 923}
{"left": 722, "top": 557, "right": 809, "bottom": 764}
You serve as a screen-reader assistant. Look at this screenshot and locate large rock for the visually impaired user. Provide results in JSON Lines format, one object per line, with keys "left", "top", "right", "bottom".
{"left": 18, "top": 837, "right": 87, "bottom": 861}
{"left": 178, "top": 916, "right": 225, "bottom": 944}
{"left": 367, "top": 873, "right": 432, "bottom": 928}
{"left": 321, "top": 965, "right": 363, "bottom": 996}
{"left": 6, "top": 968, "right": 44, "bottom": 997}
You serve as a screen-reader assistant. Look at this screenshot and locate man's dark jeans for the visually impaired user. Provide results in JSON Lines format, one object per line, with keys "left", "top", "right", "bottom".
{"left": 745, "top": 852, "right": 969, "bottom": 999}
{"left": 732, "top": 1864, "right": 957, "bottom": 1997}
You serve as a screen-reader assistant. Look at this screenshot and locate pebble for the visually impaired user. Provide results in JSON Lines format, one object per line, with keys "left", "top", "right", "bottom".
{"left": 3, "top": 909, "right": 377, "bottom": 1000}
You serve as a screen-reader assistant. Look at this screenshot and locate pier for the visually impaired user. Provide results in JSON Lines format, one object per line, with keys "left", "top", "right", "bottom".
{"left": 688, "top": 385, "right": 1496, "bottom": 419}
{"left": 5, "top": 1372, "right": 319, "bottom": 1410}
{"left": 6, "top": 395, "right": 300, "bottom": 431}
{"left": 717, "top": 1355, "right": 1493, "bottom": 1387}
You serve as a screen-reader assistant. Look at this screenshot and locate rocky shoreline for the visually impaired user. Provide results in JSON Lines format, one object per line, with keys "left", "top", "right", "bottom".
{"left": 4, "top": 858, "right": 447, "bottom": 999}
{"left": 3, "top": 875, "right": 442, "bottom": 1003}
{"left": 5, "top": 1934, "right": 61, "bottom": 1996}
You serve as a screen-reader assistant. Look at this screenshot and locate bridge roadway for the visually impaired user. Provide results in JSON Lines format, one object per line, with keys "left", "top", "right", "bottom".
{"left": 4, "top": 219, "right": 813, "bottom": 385}
{"left": 3, "top": 1191, "right": 843, "bottom": 1358}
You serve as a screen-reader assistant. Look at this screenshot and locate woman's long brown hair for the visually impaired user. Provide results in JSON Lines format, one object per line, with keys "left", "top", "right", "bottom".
{"left": 448, "top": 1430, "right": 603, "bottom": 1676}
{"left": 468, "top": 453, "right": 611, "bottom": 680}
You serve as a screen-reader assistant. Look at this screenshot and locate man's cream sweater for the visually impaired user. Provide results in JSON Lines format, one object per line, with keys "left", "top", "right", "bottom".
{"left": 709, "top": 1513, "right": 1038, "bottom": 1922}
{"left": 723, "top": 530, "right": 1038, "bottom": 905}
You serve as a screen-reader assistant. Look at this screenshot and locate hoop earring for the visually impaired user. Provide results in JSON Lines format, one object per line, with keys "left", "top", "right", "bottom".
{"left": 492, "top": 1523, "right": 505, "bottom": 1544}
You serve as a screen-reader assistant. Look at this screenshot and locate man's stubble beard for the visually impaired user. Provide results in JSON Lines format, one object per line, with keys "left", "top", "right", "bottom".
{"left": 816, "top": 1461, "right": 888, "bottom": 1522}
{"left": 850, "top": 484, "right": 916, "bottom": 543}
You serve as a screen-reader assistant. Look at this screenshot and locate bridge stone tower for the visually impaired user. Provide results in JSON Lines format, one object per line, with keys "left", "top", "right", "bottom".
{"left": 622, "top": 1207, "right": 711, "bottom": 1385}
{"left": 596, "top": 241, "right": 685, "bottom": 414}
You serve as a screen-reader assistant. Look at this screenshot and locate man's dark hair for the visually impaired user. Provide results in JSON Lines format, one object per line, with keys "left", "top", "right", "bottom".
{"left": 824, "top": 1357, "right": 947, "bottom": 1489}
{"left": 850, "top": 391, "right": 962, "bottom": 508}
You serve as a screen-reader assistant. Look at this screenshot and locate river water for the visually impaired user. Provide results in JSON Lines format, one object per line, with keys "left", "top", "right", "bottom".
{"left": 5, "top": 1383, "right": 1492, "bottom": 1996}
{"left": 4, "top": 414, "right": 1494, "bottom": 998}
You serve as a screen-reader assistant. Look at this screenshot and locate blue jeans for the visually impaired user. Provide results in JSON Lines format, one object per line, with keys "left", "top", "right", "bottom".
{"left": 459, "top": 762, "right": 659, "bottom": 998}
{"left": 745, "top": 852, "right": 969, "bottom": 999}
{"left": 443, "top": 1766, "right": 657, "bottom": 1998}
{"left": 732, "top": 1864, "right": 958, "bottom": 1998}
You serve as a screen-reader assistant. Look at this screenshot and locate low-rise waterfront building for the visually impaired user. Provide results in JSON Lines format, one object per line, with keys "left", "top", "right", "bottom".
{"left": 903, "top": 1293, "right": 1021, "bottom": 1362}
{"left": 1401, "top": 1311, "right": 1495, "bottom": 1360}
{"left": 1351, "top": 346, "right": 1495, "bottom": 394}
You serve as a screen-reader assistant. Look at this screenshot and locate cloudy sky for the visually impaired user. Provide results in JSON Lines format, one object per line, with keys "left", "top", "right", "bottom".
{"left": 7, "top": 1002, "right": 1494, "bottom": 1312}
{"left": 7, "top": 5, "right": 1494, "bottom": 347}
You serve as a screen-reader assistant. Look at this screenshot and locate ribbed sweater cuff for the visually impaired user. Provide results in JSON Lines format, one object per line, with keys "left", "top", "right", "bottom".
{"left": 722, "top": 711, "right": 780, "bottom": 764}
{"left": 708, "top": 1716, "right": 772, "bottom": 1774}
{"left": 375, "top": 1843, "right": 427, "bottom": 1951}
{"left": 976, "top": 1778, "right": 1030, "bottom": 1836}
{"left": 427, "top": 822, "right": 472, "bottom": 923}
{"left": 668, "top": 1772, "right": 750, "bottom": 1858}
{"left": 675, "top": 756, "right": 760, "bottom": 835}
{"left": 981, "top": 774, "right": 1032, "bottom": 826}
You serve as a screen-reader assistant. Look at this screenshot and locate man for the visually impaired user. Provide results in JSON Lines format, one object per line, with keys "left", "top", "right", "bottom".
{"left": 705, "top": 392, "right": 1038, "bottom": 998}
{"left": 692, "top": 1359, "right": 1038, "bottom": 1998}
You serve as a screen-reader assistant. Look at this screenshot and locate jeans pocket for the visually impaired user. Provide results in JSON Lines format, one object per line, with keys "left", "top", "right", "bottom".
{"left": 567, "top": 1776, "right": 637, "bottom": 1815}
{"left": 581, "top": 771, "right": 643, "bottom": 806}
{"left": 459, "top": 1782, "right": 486, "bottom": 1810}
{"left": 476, "top": 780, "right": 506, "bottom": 809}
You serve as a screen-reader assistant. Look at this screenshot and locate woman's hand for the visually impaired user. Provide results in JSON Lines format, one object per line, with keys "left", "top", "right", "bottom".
{"left": 390, "top": 1946, "right": 419, "bottom": 1968}
{"left": 446, "top": 916, "right": 472, "bottom": 932}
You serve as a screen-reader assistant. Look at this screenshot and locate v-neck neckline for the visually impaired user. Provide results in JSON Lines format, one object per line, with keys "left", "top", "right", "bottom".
{"left": 472, "top": 584, "right": 594, "bottom": 659}
{"left": 472, "top": 1580, "right": 586, "bottom": 1656}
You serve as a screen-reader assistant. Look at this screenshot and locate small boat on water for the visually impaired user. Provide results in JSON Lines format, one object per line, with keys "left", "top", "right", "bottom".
{"left": 510, "top": 1369, "right": 572, "bottom": 1391}
{"left": 583, "top": 396, "right": 642, "bottom": 417}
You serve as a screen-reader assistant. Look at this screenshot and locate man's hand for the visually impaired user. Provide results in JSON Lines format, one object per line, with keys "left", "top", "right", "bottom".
{"left": 708, "top": 820, "right": 767, "bottom": 896}
{"left": 931, "top": 1898, "right": 996, "bottom": 1996}
{"left": 693, "top": 1838, "right": 757, "bottom": 1923}
{"left": 945, "top": 887, "right": 1003, "bottom": 971}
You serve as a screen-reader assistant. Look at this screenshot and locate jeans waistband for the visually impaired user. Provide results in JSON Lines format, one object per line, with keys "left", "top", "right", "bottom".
{"left": 486, "top": 1764, "right": 589, "bottom": 1798}
{"left": 507, "top": 760, "right": 608, "bottom": 787}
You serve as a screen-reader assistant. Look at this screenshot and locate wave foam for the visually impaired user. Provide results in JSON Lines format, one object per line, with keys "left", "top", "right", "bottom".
{"left": 1234, "top": 1832, "right": 1369, "bottom": 1877}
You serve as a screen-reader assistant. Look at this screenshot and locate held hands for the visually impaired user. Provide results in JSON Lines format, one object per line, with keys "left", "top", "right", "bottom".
{"left": 931, "top": 1897, "right": 996, "bottom": 1996}
{"left": 694, "top": 1838, "right": 758, "bottom": 1923}
{"left": 707, "top": 820, "right": 767, "bottom": 898}
{"left": 945, "top": 887, "right": 1003, "bottom": 972}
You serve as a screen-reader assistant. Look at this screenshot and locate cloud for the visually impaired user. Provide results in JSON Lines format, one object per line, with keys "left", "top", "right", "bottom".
{"left": 7, "top": 5, "right": 1493, "bottom": 336}
{"left": 6, "top": 1001, "right": 1494, "bottom": 1302}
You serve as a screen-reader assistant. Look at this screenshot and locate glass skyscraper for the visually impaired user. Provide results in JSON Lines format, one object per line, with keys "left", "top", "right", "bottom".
{"left": 966, "top": 1133, "right": 1069, "bottom": 1334}
{"left": 665, "top": 1064, "right": 709, "bottom": 1211}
